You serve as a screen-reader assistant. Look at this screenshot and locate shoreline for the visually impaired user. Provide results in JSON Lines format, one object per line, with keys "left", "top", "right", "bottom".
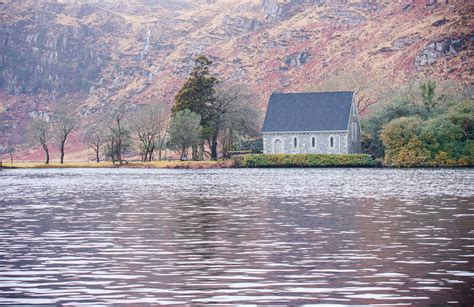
{"left": 2, "top": 162, "right": 472, "bottom": 170}
{"left": 1, "top": 154, "right": 472, "bottom": 170}
{"left": 0, "top": 160, "right": 237, "bottom": 170}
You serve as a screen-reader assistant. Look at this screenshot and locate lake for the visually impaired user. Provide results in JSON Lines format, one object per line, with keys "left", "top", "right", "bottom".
{"left": 0, "top": 168, "right": 473, "bottom": 305}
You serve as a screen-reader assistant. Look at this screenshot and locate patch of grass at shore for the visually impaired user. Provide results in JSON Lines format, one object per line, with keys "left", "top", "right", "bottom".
{"left": 239, "top": 154, "right": 378, "bottom": 168}
{"left": 2, "top": 160, "right": 235, "bottom": 169}
{"left": 3, "top": 161, "right": 114, "bottom": 169}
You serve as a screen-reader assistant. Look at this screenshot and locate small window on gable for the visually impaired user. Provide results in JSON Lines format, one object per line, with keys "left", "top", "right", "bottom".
{"left": 294, "top": 137, "right": 298, "bottom": 148}
{"left": 330, "top": 136, "right": 334, "bottom": 148}
{"left": 312, "top": 137, "right": 316, "bottom": 148}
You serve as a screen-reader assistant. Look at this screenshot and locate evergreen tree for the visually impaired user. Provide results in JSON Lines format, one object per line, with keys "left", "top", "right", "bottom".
{"left": 172, "top": 56, "right": 218, "bottom": 120}
{"left": 420, "top": 80, "right": 437, "bottom": 113}
{"left": 172, "top": 55, "right": 218, "bottom": 160}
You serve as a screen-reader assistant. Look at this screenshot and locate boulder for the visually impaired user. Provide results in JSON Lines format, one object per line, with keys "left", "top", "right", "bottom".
{"left": 222, "top": 15, "right": 262, "bottom": 38}
{"left": 283, "top": 51, "right": 311, "bottom": 68}
{"left": 415, "top": 36, "right": 469, "bottom": 68}
{"left": 432, "top": 19, "right": 448, "bottom": 27}
{"left": 392, "top": 35, "right": 419, "bottom": 49}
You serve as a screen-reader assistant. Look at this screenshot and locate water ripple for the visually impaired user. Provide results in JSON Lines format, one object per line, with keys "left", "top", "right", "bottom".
{"left": 0, "top": 168, "right": 473, "bottom": 304}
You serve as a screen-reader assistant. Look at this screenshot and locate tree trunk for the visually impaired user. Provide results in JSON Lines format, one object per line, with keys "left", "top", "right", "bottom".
{"left": 210, "top": 133, "right": 218, "bottom": 160}
{"left": 59, "top": 134, "right": 69, "bottom": 164}
{"left": 148, "top": 148, "right": 154, "bottom": 162}
{"left": 117, "top": 140, "right": 122, "bottom": 165}
{"left": 43, "top": 145, "right": 49, "bottom": 165}
{"left": 199, "top": 142, "right": 204, "bottom": 161}
{"left": 110, "top": 141, "right": 115, "bottom": 164}
{"left": 223, "top": 129, "right": 233, "bottom": 159}
{"left": 60, "top": 143, "right": 65, "bottom": 164}
{"left": 191, "top": 144, "right": 197, "bottom": 161}
{"left": 10, "top": 153, "right": 13, "bottom": 165}
{"left": 95, "top": 147, "right": 100, "bottom": 163}
{"left": 117, "top": 119, "right": 123, "bottom": 165}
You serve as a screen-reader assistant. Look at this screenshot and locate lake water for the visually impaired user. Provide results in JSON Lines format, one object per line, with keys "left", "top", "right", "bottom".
{"left": 0, "top": 168, "right": 473, "bottom": 305}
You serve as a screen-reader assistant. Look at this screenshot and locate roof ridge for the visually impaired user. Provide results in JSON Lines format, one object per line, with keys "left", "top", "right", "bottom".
{"left": 262, "top": 91, "right": 353, "bottom": 132}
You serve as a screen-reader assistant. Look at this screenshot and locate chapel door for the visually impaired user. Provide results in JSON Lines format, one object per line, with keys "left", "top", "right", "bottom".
{"left": 274, "top": 139, "right": 283, "bottom": 154}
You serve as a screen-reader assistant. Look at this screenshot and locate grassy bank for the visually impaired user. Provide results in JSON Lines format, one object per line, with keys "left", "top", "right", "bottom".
{"left": 1, "top": 160, "right": 236, "bottom": 169}
{"left": 238, "top": 154, "right": 378, "bottom": 168}
{"left": 4, "top": 154, "right": 471, "bottom": 169}
{"left": 2, "top": 155, "right": 377, "bottom": 169}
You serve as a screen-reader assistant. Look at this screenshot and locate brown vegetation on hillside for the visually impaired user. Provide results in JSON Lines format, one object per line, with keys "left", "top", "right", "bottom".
{"left": 0, "top": 0, "right": 472, "bottom": 158}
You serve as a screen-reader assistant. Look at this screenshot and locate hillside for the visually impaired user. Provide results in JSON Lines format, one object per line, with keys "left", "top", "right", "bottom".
{"left": 0, "top": 0, "right": 473, "bottom": 159}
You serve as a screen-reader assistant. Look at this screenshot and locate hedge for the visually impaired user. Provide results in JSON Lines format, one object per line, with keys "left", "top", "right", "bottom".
{"left": 238, "top": 154, "right": 378, "bottom": 168}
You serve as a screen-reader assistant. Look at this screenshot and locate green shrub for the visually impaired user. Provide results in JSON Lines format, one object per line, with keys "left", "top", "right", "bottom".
{"left": 379, "top": 101, "right": 473, "bottom": 167}
{"left": 240, "top": 154, "right": 377, "bottom": 168}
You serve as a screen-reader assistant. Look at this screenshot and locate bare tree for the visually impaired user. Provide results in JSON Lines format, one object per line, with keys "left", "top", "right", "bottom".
{"left": 85, "top": 124, "right": 106, "bottom": 163}
{"left": 220, "top": 102, "right": 260, "bottom": 158}
{"left": 308, "top": 71, "right": 379, "bottom": 115}
{"left": 107, "top": 102, "right": 130, "bottom": 165}
{"left": 30, "top": 118, "right": 51, "bottom": 164}
{"left": 168, "top": 110, "right": 202, "bottom": 160}
{"left": 211, "top": 83, "right": 260, "bottom": 159}
{"left": 54, "top": 107, "right": 78, "bottom": 164}
{"left": 155, "top": 124, "right": 169, "bottom": 161}
{"left": 7, "top": 147, "right": 15, "bottom": 165}
{"left": 104, "top": 131, "right": 117, "bottom": 164}
{"left": 131, "top": 103, "right": 169, "bottom": 162}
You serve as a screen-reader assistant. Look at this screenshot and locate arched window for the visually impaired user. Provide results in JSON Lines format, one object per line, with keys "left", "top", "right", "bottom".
{"left": 312, "top": 137, "right": 316, "bottom": 148}
{"left": 293, "top": 137, "right": 298, "bottom": 148}
{"left": 330, "top": 136, "right": 334, "bottom": 148}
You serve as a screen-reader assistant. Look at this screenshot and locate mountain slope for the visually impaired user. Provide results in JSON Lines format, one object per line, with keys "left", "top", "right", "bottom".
{"left": 0, "top": 0, "right": 473, "bottom": 158}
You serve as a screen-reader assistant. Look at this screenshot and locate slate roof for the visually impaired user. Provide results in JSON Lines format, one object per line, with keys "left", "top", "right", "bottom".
{"left": 262, "top": 91, "right": 354, "bottom": 132}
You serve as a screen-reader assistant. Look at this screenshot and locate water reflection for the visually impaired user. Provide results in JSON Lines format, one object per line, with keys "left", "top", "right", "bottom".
{"left": 0, "top": 168, "right": 473, "bottom": 304}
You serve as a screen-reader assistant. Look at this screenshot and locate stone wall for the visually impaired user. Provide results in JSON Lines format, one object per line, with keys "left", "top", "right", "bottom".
{"left": 263, "top": 131, "right": 350, "bottom": 154}
{"left": 347, "top": 102, "right": 362, "bottom": 154}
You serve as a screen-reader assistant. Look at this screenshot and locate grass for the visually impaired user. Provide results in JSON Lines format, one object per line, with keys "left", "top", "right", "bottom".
{"left": 3, "top": 161, "right": 114, "bottom": 169}
{"left": 2, "top": 155, "right": 378, "bottom": 169}
{"left": 2, "top": 160, "right": 236, "bottom": 169}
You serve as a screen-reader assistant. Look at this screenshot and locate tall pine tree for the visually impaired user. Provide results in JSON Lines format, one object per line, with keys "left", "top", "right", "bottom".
{"left": 172, "top": 55, "right": 219, "bottom": 160}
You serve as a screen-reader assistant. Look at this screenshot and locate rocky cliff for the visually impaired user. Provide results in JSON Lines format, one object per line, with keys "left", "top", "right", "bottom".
{"left": 0, "top": 0, "right": 473, "bottom": 157}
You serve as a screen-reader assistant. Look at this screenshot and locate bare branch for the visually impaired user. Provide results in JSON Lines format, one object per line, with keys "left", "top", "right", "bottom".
{"left": 29, "top": 117, "right": 51, "bottom": 164}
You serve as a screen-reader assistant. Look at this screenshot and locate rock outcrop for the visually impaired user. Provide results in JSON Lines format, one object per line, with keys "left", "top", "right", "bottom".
{"left": 0, "top": 3, "right": 111, "bottom": 96}
{"left": 0, "top": 0, "right": 472, "bottom": 155}
{"left": 222, "top": 16, "right": 262, "bottom": 38}
{"left": 282, "top": 52, "right": 312, "bottom": 69}
{"left": 415, "top": 36, "right": 472, "bottom": 68}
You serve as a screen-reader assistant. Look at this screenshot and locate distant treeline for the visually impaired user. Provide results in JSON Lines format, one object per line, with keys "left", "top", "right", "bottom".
{"left": 24, "top": 56, "right": 262, "bottom": 165}
{"left": 5, "top": 56, "right": 474, "bottom": 168}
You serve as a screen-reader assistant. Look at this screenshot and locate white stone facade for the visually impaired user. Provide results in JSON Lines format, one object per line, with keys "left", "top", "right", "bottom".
{"left": 263, "top": 131, "right": 348, "bottom": 154}
{"left": 263, "top": 101, "right": 361, "bottom": 154}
